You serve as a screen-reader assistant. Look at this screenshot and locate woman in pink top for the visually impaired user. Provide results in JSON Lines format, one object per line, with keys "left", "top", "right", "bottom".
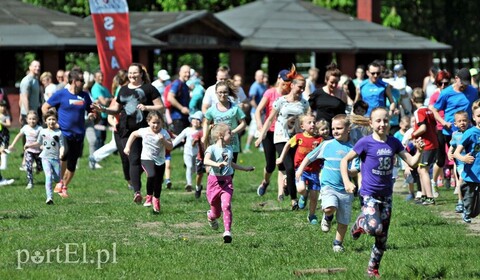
{"left": 255, "top": 69, "right": 290, "bottom": 199}
{"left": 428, "top": 70, "right": 451, "bottom": 187}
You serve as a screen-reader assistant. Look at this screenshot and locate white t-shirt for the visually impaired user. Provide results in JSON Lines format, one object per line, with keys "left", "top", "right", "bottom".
{"left": 202, "top": 83, "right": 247, "bottom": 109}
{"left": 137, "top": 127, "right": 171, "bottom": 165}
{"left": 272, "top": 96, "right": 309, "bottom": 144}
{"left": 172, "top": 127, "right": 202, "bottom": 156}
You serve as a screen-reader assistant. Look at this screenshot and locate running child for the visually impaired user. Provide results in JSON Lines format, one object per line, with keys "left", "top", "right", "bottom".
{"left": 448, "top": 111, "right": 470, "bottom": 213}
{"left": 0, "top": 100, "right": 11, "bottom": 170}
{"left": 297, "top": 114, "right": 356, "bottom": 253}
{"left": 340, "top": 107, "right": 425, "bottom": 278}
{"left": 316, "top": 119, "right": 331, "bottom": 140}
{"left": 276, "top": 114, "right": 323, "bottom": 216}
{"left": 204, "top": 123, "right": 254, "bottom": 243}
{"left": 172, "top": 111, "right": 204, "bottom": 197}
{"left": 124, "top": 111, "right": 173, "bottom": 213}
{"left": 453, "top": 100, "right": 480, "bottom": 223}
{"left": 9, "top": 110, "right": 42, "bottom": 189}
{"left": 410, "top": 88, "right": 439, "bottom": 204}
{"left": 29, "top": 110, "right": 64, "bottom": 204}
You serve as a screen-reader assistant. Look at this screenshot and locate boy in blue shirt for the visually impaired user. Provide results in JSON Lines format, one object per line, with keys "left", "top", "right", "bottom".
{"left": 296, "top": 114, "right": 357, "bottom": 252}
{"left": 454, "top": 100, "right": 480, "bottom": 223}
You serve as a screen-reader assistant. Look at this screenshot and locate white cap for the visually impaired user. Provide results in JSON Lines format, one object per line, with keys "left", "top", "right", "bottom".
{"left": 157, "top": 69, "right": 170, "bottom": 81}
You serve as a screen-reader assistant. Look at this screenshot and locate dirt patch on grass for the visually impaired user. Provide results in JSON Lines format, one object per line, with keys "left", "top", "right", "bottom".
{"left": 170, "top": 221, "right": 204, "bottom": 229}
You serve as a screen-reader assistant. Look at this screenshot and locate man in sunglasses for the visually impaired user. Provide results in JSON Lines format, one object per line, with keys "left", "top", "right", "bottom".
{"left": 355, "top": 61, "right": 396, "bottom": 117}
{"left": 41, "top": 69, "right": 96, "bottom": 198}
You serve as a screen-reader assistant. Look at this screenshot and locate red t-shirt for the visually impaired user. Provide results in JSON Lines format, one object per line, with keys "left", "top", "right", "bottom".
{"left": 263, "top": 87, "right": 282, "bottom": 132}
{"left": 413, "top": 106, "right": 439, "bottom": 150}
{"left": 289, "top": 132, "right": 323, "bottom": 172}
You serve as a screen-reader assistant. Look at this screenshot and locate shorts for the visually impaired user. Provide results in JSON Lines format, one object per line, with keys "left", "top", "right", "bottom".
{"left": 297, "top": 170, "right": 320, "bottom": 191}
{"left": 196, "top": 158, "right": 206, "bottom": 174}
{"left": 165, "top": 153, "right": 171, "bottom": 161}
{"left": 418, "top": 150, "right": 436, "bottom": 168}
{"left": 321, "top": 186, "right": 354, "bottom": 225}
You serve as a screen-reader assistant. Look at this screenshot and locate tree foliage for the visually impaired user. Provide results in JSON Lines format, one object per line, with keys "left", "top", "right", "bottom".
{"left": 22, "top": 0, "right": 480, "bottom": 68}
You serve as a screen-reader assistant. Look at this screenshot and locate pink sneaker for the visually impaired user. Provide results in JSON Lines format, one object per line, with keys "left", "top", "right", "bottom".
{"left": 58, "top": 187, "right": 69, "bottom": 198}
{"left": 143, "top": 195, "right": 152, "bottom": 207}
{"left": 133, "top": 192, "right": 142, "bottom": 204}
{"left": 152, "top": 197, "right": 160, "bottom": 213}
{"left": 367, "top": 268, "right": 380, "bottom": 278}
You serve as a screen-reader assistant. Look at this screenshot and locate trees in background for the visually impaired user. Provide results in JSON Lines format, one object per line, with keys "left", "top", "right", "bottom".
{"left": 23, "top": 0, "right": 480, "bottom": 69}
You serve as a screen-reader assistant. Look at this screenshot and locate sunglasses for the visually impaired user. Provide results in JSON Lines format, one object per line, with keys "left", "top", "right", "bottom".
{"left": 370, "top": 72, "right": 381, "bottom": 76}
{"left": 438, "top": 82, "right": 449, "bottom": 86}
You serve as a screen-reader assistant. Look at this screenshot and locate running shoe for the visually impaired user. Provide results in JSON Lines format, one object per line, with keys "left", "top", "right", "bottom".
{"left": 298, "top": 195, "right": 306, "bottom": 209}
{"left": 256, "top": 181, "right": 269, "bottom": 196}
{"left": 463, "top": 212, "right": 472, "bottom": 223}
{"left": 143, "top": 195, "right": 152, "bottom": 207}
{"left": 455, "top": 203, "right": 464, "bottom": 213}
{"left": 185, "top": 185, "right": 192, "bottom": 192}
{"left": 45, "top": 198, "right": 54, "bottom": 205}
{"left": 133, "top": 192, "right": 142, "bottom": 204}
{"left": 25, "top": 183, "right": 33, "bottom": 190}
{"left": 207, "top": 211, "right": 219, "bottom": 230}
{"left": 332, "top": 240, "right": 345, "bottom": 253}
{"left": 195, "top": 185, "right": 203, "bottom": 199}
{"left": 0, "top": 178, "right": 14, "bottom": 186}
{"left": 321, "top": 214, "right": 332, "bottom": 232}
{"left": 307, "top": 214, "right": 318, "bottom": 225}
{"left": 166, "top": 180, "right": 172, "bottom": 189}
{"left": 367, "top": 268, "right": 380, "bottom": 278}
{"left": 223, "top": 231, "right": 232, "bottom": 243}
{"left": 152, "top": 197, "right": 160, "bottom": 213}
{"left": 422, "top": 198, "right": 435, "bottom": 206}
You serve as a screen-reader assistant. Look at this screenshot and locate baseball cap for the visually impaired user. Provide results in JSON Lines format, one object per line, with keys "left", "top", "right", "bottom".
{"left": 470, "top": 68, "right": 478, "bottom": 77}
{"left": 157, "top": 69, "right": 170, "bottom": 81}
{"left": 456, "top": 68, "right": 471, "bottom": 85}
{"left": 278, "top": 69, "right": 291, "bottom": 81}
{"left": 188, "top": 111, "right": 203, "bottom": 122}
{"left": 393, "top": 64, "right": 404, "bottom": 72}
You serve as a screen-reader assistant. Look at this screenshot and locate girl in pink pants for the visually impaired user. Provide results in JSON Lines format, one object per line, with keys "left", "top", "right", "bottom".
{"left": 203, "top": 123, "right": 254, "bottom": 243}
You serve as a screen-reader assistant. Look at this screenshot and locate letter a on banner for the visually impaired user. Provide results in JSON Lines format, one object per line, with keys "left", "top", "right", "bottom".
{"left": 89, "top": 0, "right": 132, "bottom": 93}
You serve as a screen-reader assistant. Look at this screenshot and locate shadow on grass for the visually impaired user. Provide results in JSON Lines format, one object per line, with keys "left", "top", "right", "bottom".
{"left": 0, "top": 210, "right": 36, "bottom": 220}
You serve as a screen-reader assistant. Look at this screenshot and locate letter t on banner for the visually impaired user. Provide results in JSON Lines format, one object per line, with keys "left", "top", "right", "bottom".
{"left": 89, "top": 0, "right": 132, "bottom": 93}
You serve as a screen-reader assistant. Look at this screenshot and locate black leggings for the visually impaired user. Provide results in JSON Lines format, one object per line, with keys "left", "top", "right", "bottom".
{"left": 141, "top": 160, "right": 165, "bottom": 198}
{"left": 262, "top": 131, "right": 278, "bottom": 173}
{"left": 275, "top": 142, "right": 297, "bottom": 200}
{"left": 436, "top": 130, "right": 451, "bottom": 168}
{"left": 114, "top": 132, "right": 130, "bottom": 181}
{"left": 120, "top": 136, "right": 143, "bottom": 192}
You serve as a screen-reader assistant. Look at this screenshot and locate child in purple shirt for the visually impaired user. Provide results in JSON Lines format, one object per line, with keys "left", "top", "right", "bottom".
{"left": 340, "top": 107, "right": 425, "bottom": 278}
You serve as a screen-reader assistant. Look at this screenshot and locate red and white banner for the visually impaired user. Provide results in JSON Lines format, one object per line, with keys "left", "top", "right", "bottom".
{"left": 89, "top": 0, "right": 132, "bottom": 93}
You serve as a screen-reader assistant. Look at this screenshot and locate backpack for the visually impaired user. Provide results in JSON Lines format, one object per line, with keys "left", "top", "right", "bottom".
{"left": 163, "top": 83, "right": 172, "bottom": 109}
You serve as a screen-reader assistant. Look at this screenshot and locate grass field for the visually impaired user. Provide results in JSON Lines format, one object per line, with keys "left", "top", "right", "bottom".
{"left": 0, "top": 133, "right": 479, "bottom": 279}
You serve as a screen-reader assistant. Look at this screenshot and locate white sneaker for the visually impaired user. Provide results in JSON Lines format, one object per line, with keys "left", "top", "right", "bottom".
{"left": 26, "top": 183, "right": 33, "bottom": 190}
{"left": 431, "top": 180, "right": 440, "bottom": 198}
{"left": 95, "top": 163, "right": 103, "bottom": 169}
{"left": 0, "top": 178, "right": 14, "bottom": 186}
{"left": 223, "top": 231, "right": 232, "bottom": 243}
{"left": 321, "top": 214, "right": 332, "bottom": 233}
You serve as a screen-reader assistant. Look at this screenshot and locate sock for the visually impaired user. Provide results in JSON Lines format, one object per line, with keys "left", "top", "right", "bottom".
{"left": 0, "top": 153, "right": 7, "bottom": 170}
{"left": 325, "top": 214, "right": 334, "bottom": 221}
{"left": 458, "top": 199, "right": 463, "bottom": 204}
{"left": 333, "top": 239, "right": 342, "bottom": 245}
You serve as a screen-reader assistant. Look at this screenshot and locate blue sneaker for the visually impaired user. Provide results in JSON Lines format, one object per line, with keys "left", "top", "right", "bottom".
{"left": 307, "top": 214, "right": 318, "bottom": 225}
{"left": 463, "top": 212, "right": 472, "bottom": 223}
{"left": 405, "top": 193, "right": 415, "bottom": 201}
{"left": 298, "top": 195, "right": 306, "bottom": 209}
{"left": 257, "top": 181, "right": 269, "bottom": 196}
{"left": 455, "top": 203, "right": 464, "bottom": 213}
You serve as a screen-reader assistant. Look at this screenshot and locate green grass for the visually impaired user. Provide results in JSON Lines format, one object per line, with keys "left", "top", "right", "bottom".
{"left": 0, "top": 133, "right": 479, "bottom": 279}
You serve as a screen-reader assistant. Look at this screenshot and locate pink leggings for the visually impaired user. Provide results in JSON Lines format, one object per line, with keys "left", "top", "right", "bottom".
{"left": 206, "top": 175, "right": 234, "bottom": 231}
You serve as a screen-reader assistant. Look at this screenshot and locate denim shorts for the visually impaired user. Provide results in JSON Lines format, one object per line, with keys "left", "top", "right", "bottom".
{"left": 321, "top": 186, "right": 354, "bottom": 225}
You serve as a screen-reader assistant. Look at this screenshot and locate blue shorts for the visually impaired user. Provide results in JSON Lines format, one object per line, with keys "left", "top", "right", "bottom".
{"left": 321, "top": 186, "right": 354, "bottom": 225}
{"left": 298, "top": 170, "right": 320, "bottom": 191}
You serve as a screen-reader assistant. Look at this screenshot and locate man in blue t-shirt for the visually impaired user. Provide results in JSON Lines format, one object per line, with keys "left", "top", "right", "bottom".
{"left": 42, "top": 69, "right": 96, "bottom": 197}
{"left": 167, "top": 65, "right": 191, "bottom": 135}
{"left": 244, "top": 70, "right": 266, "bottom": 152}
{"left": 356, "top": 61, "right": 396, "bottom": 117}
{"left": 91, "top": 71, "right": 112, "bottom": 149}
{"left": 432, "top": 68, "right": 479, "bottom": 137}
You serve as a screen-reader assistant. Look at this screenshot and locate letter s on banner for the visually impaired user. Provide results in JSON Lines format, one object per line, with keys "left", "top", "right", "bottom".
{"left": 89, "top": 0, "right": 132, "bottom": 92}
